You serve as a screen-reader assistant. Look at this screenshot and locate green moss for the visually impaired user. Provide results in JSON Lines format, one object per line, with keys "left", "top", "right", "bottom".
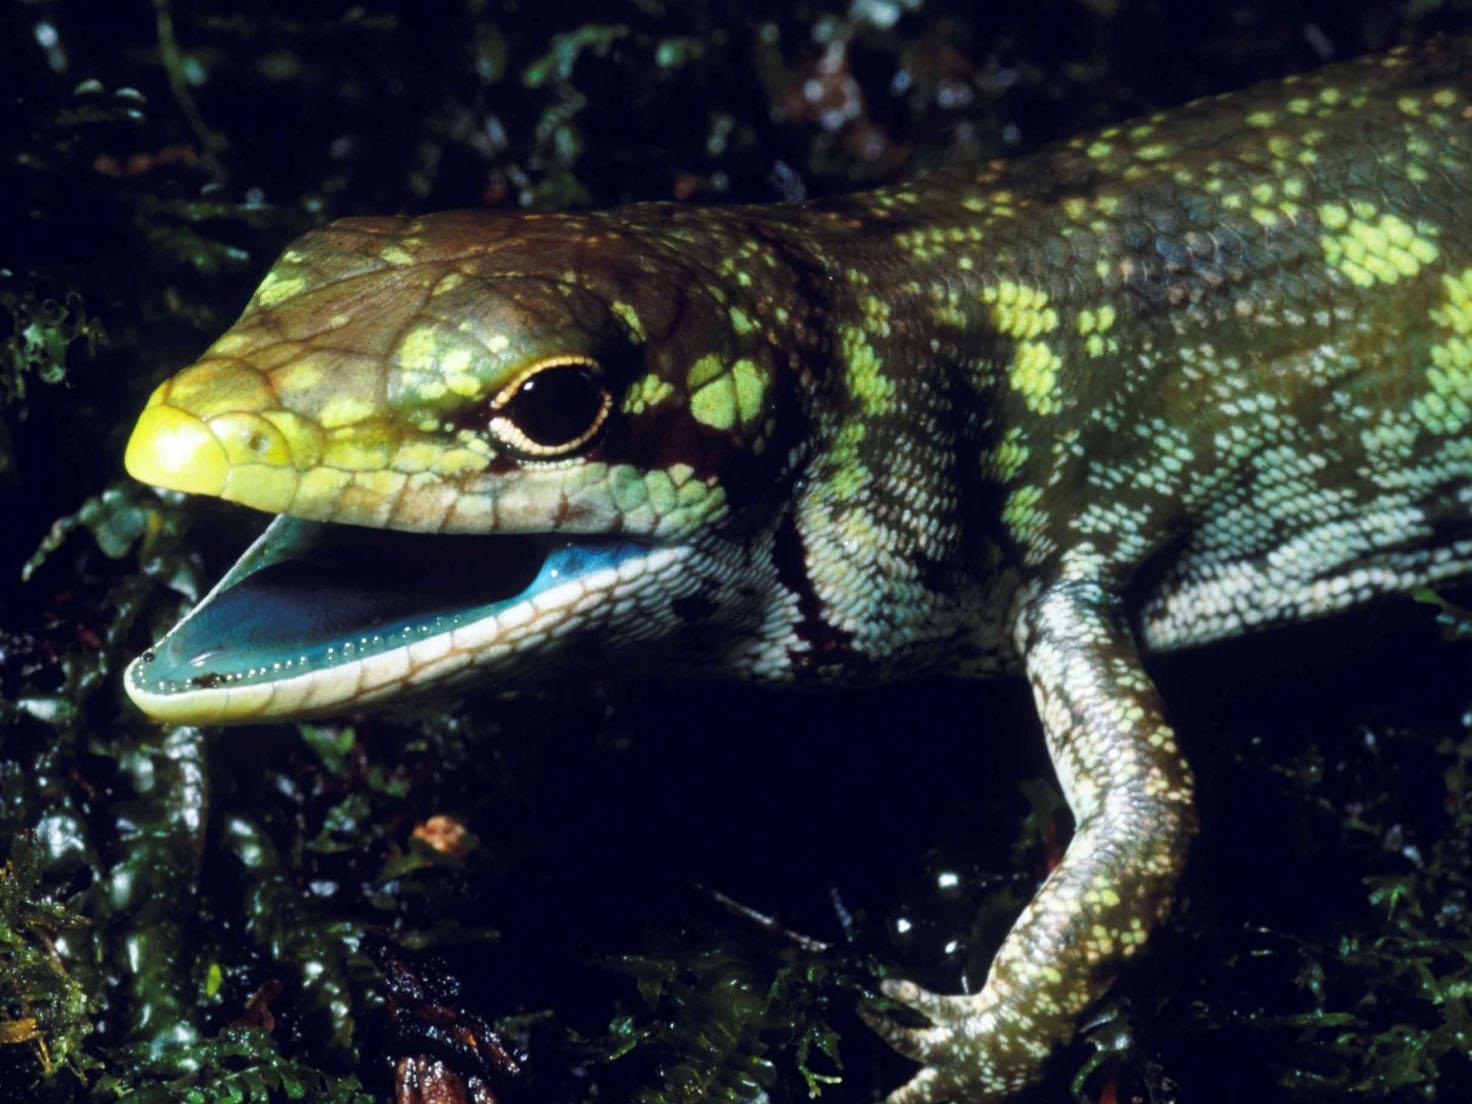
{"left": 91, "top": 1027, "right": 375, "bottom": 1104}
{"left": 0, "top": 835, "right": 97, "bottom": 1087}
{"left": 590, "top": 940, "right": 852, "bottom": 1104}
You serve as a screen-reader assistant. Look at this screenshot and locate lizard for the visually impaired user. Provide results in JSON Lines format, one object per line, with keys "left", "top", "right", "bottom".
{"left": 120, "top": 34, "right": 1472, "bottom": 1103}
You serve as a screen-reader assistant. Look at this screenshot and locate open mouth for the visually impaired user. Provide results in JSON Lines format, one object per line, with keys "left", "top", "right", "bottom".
{"left": 126, "top": 515, "right": 662, "bottom": 724}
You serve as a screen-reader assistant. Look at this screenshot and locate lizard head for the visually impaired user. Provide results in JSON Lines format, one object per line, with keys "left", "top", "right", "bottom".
{"left": 123, "top": 210, "right": 805, "bottom": 723}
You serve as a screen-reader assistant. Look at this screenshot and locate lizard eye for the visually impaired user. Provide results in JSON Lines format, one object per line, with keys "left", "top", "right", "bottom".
{"left": 488, "top": 355, "right": 611, "bottom": 458}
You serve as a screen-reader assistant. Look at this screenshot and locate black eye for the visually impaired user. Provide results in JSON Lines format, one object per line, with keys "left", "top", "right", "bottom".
{"left": 490, "top": 356, "right": 611, "bottom": 457}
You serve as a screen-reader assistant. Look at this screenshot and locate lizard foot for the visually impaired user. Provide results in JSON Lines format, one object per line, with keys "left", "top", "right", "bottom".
{"left": 863, "top": 978, "right": 1040, "bottom": 1104}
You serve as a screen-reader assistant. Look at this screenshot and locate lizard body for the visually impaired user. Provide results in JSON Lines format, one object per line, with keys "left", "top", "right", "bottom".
{"left": 123, "top": 36, "right": 1472, "bottom": 1102}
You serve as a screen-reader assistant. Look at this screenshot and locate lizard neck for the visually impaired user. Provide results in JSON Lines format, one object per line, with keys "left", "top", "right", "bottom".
{"left": 730, "top": 187, "right": 1023, "bottom": 681}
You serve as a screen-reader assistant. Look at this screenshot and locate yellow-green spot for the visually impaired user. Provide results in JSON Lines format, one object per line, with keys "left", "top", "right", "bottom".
{"left": 839, "top": 325, "right": 894, "bottom": 417}
{"left": 689, "top": 383, "right": 737, "bottom": 430}
{"left": 732, "top": 359, "right": 766, "bottom": 422}
{"left": 1008, "top": 341, "right": 1062, "bottom": 415}
{"left": 318, "top": 396, "right": 377, "bottom": 430}
{"left": 984, "top": 280, "right": 1060, "bottom": 340}
{"left": 398, "top": 327, "right": 439, "bottom": 373}
{"left": 253, "top": 270, "right": 307, "bottom": 310}
{"left": 688, "top": 356, "right": 768, "bottom": 431}
{"left": 729, "top": 306, "right": 757, "bottom": 335}
{"left": 446, "top": 373, "right": 480, "bottom": 398}
{"left": 992, "top": 426, "right": 1030, "bottom": 481}
{"left": 611, "top": 301, "right": 646, "bottom": 342}
{"left": 827, "top": 422, "right": 870, "bottom": 502}
{"left": 1320, "top": 205, "right": 1440, "bottom": 288}
{"left": 688, "top": 353, "right": 724, "bottom": 390}
{"left": 322, "top": 423, "right": 394, "bottom": 470}
{"left": 432, "top": 272, "right": 466, "bottom": 297}
{"left": 931, "top": 290, "right": 967, "bottom": 328}
{"left": 1002, "top": 484, "right": 1045, "bottom": 538}
{"left": 622, "top": 372, "right": 675, "bottom": 415}
{"left": 1414, "top": 266, "right": 1472, "bottom": 434}
{"left": 442, "top": 348, "right": 473, "bottom": 376}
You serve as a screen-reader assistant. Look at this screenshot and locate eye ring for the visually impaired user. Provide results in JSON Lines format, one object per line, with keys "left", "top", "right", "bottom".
{"left": 487, "top": 354, "right": 612, "bottom": 459}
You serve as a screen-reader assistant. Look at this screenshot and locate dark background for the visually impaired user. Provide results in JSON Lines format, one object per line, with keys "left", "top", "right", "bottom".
{"left": 2, "top": 3, "right": 1472, "bottom": 1103}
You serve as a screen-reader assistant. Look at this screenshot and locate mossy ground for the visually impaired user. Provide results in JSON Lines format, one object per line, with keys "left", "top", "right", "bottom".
{"left": 3, "top": 3, "right": 1472, "bottom": 1102}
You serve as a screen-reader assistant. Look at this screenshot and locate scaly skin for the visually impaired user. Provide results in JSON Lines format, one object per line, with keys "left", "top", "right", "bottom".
{"left": 123, "top": 37, "right": 1472, "bottom": 1102}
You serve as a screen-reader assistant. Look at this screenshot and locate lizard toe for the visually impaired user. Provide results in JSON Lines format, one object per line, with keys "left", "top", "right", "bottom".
{"left": 859, "top": 1004, "right": 949, "bottom": 1063}
{"left": 881, "top": 977, "right": 966, "bottom": 1022}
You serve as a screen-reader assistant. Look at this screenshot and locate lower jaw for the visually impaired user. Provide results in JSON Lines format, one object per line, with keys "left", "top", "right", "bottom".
{"left": 126, "top": 515, "right": 671, "bottom": 725}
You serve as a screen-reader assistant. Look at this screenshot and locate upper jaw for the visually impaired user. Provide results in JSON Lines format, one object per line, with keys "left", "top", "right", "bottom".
{"left": 123, "top": 371, "right": 499, "bottom": 534}
{"left": 125, "top": 514, "right": 691, "bottom": 726}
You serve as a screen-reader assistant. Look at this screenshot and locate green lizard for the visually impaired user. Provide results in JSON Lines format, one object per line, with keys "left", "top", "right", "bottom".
{"left": 121, "top": 35, "right": 1472, "bottom": 1103}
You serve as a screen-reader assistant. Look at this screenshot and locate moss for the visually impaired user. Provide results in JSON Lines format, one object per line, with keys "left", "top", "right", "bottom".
{"left": 91, "top": 1027, "right": 375, "bottom": 1104}
{"left": 0, "top": 836, "right": 97, "bottom": 1086}
{"left": 578, "top": 937, "right": 856, "bottom": 1104}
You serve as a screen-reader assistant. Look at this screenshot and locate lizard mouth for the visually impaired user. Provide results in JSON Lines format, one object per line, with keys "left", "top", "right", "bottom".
{"left": 125, "top": 515, "right": 667, "bottom": 724}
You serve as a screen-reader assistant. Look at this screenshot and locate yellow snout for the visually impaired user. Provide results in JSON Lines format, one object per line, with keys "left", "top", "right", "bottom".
{"left": 124, "top": 405, "right": 230, "bottom": 496}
